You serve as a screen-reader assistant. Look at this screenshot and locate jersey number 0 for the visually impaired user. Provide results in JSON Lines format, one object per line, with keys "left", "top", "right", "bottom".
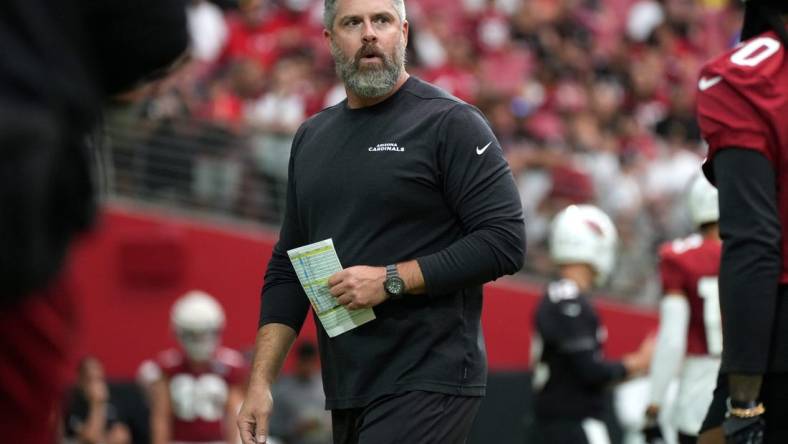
{"left": 730, "top": 37, "right": 781, "bottom": 67}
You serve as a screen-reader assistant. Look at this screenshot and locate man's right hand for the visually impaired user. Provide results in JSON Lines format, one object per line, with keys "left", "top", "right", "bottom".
{"left": 237, "top": 385, "right": 274, "bottom": 444}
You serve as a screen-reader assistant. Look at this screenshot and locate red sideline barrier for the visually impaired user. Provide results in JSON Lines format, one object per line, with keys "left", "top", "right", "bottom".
{"left": 67, "top": 206, "right": 658, "bottom": 380}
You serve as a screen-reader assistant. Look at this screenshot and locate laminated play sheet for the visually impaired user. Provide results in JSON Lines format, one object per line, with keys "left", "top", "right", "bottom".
{"left": 287, "top": 239, "right": 375, "bottom": 337}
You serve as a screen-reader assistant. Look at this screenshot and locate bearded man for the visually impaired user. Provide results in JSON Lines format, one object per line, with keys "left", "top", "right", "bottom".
{"left": 237, "top": 1, "right": 526, "bottom": 443}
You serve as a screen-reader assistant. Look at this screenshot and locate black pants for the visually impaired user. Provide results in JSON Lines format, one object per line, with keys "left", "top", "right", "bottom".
{"left": 331, "top": 391, "right": 481, "bottom": 444}
{"left": 700, "top": 371, "right": 788, "bottom": 442}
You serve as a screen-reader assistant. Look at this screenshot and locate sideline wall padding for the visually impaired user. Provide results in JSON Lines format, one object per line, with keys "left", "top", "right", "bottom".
{"left": 67, "top": 206, "right": 658, "bottom": 381}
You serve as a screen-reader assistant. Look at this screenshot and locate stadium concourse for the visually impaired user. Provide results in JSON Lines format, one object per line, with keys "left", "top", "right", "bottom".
{"left": 60, "top": 0, "right": 746, "bottom": 443}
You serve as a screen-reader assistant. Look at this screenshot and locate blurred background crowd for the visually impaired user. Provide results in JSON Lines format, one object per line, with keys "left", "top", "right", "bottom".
{"left": 103, "top": 0, "right": 742, "bottom": 306}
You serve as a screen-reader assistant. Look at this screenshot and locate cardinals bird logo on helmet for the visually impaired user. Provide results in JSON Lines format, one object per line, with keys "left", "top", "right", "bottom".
{"left": 549, "top": 205, "right": 619, "bottom": 287}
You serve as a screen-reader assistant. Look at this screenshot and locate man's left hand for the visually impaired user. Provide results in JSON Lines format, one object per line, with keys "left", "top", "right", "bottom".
{"left": 328, "top": 266, "right": 388, "bottom": 310}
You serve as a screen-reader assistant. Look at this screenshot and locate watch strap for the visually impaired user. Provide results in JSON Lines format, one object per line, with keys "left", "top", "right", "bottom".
{"left": 386, "top": 264, "right": 399, "bottom": 279}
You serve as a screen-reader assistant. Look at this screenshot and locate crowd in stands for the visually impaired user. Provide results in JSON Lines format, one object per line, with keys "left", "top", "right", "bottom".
{"left": 107, "top": 0, "right": 745, "bottom": 304}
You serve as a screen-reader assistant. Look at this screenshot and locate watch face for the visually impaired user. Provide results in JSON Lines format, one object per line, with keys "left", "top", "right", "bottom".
{"left": 385, "top": 277, "right": 405, "bottom": 295}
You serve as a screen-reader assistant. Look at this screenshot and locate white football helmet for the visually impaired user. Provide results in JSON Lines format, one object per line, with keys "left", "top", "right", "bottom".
{"left": 549, "top": 204, "right": 618, "bottom": 287}
{"left": 171, "top": 290, "right": 225, "bottom": 362}
{"left": 687, "top": 174, "right": 719, "bottom": 227}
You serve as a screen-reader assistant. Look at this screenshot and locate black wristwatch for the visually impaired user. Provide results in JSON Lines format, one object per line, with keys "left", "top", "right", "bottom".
{"left": 383, "top": 264, "right": 405, "bottom": 300}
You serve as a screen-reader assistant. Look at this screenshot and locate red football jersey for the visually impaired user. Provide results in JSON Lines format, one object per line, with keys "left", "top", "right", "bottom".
{"left": 156, "top": 347, "right": 247, "bottom": 442}
{"left": 697, "top": 30, "right": 788, "bottom": 283}
{"left": 659, "top": 234, "right": 722, "bottom": 356}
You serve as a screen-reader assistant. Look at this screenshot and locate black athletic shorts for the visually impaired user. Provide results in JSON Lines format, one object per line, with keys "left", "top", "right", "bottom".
{"left": 700, "top": 371, "right": 788, "bottom": 442}
{"left": 331, "top": 391, "right": 482, "bottom": 444}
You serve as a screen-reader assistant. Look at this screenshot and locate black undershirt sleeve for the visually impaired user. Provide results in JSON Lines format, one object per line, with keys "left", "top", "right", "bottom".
{"left": 563, "top": 349, "right": 628, "bottom": 387}
{"left": 543, "top": 304, "right": 628, "bottom": 387}
{"left": 417, "top": 105, "right": 526, "bottom": 295}
{"left": 713, "top": 148, "right": 782, "bottom": 374}
{"left": 259, "top": 127, "right": 311, "bottom": 332}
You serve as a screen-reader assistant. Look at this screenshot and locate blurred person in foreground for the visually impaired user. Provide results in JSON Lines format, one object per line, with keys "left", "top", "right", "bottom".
{"left": 0, "top": 1, "right": 188, "bottom": 442}
{"left": 63, "top": 356, "right": 132, "bottom": 444}
{"left": 531, "top": 204, "right": 654, "bottom": 444}
{"left": 148, "top": 290, "right": 247, "bottom": 444}
{"left": 268, "top": 341, "right": 331, "bottom": 444}
{"left": 694, "top": 0, "right": 788, "bottom": 443}
{"left": 642, "top": 175, "right": 721, "bottom": 444}
{"left": 237, "top": 0, "right": 526, "bottom": 442}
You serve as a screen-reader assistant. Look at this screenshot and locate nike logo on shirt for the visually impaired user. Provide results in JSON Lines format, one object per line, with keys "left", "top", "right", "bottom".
{"left": 476, "top": 142, "right": 492, "bottom": 155}
{"left": 698, "top": 76, "right": 723, "bottom": 91}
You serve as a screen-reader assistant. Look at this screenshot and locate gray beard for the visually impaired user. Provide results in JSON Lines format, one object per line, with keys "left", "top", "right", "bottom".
{"left": 331, "top": 41, "right": 406, "bottom": 99}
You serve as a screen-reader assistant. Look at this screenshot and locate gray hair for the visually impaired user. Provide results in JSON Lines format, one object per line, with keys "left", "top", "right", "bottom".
{"left": 323, "top": 0, "right": 406, "bottom": 31}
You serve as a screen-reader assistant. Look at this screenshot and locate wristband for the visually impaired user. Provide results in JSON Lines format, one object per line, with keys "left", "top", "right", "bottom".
{"left": 726, "top": 398, "right": 765, "bottom": 418}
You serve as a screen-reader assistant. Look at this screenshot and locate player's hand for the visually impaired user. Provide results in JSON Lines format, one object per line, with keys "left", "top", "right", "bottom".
{"left": 623, "top": 335, "right": 655, "bottom": 376}
{"left": 328, "top": 266, "right": 388, "bottom": 310}
{"left": 237, "top": 384, "right": 274, "bottom": 444}
{"left": 722, "top": 415, "right": 764, "bottom": 444}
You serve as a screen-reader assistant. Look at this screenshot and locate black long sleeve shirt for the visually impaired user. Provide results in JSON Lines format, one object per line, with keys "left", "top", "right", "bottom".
{"left": 713, "top": 148, "right": 787, "bottom": 373}
{"left": 532, "top": 279, "right": 627, "bottom": 420}
{"left": 259, "top": 77, "right": 526, "bottom": 409}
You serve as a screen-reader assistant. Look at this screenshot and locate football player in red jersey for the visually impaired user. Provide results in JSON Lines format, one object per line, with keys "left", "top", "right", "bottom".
{"left": 695, "top": 0, "right": 788, "bottom": 443}
{"left": 642, "top": 175, "right": 721, "bottom": 444}
{"left": 149, "top": 291, "right": 247, "bottom": 444}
